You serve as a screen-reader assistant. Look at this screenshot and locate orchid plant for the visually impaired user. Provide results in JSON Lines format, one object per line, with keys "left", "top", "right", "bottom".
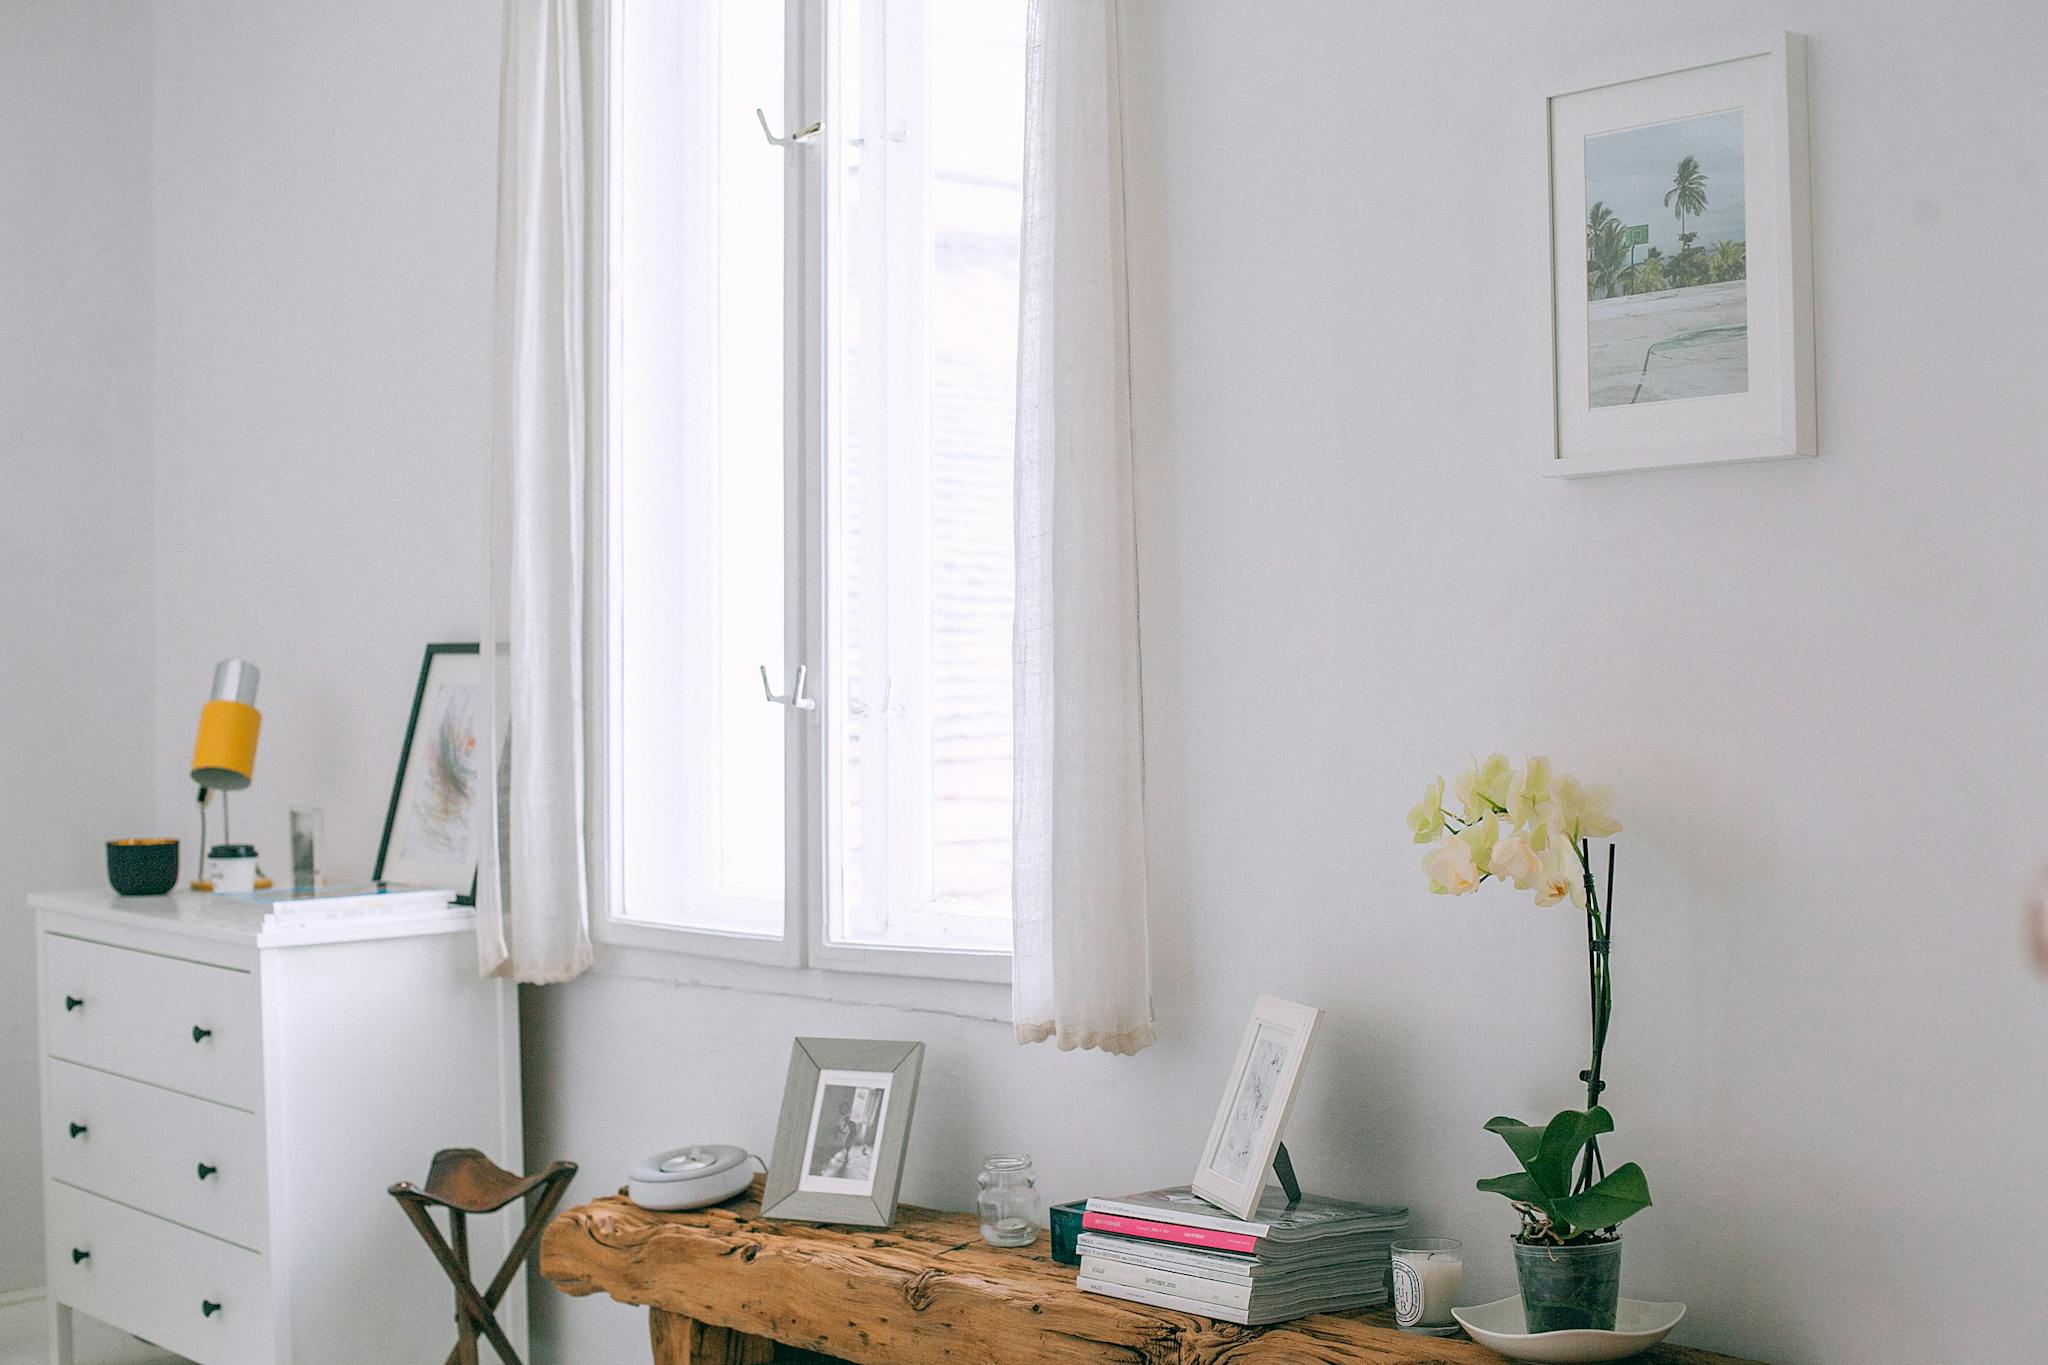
{"left": 1408, "top": 755, "right": 1651, "bottom": 1244}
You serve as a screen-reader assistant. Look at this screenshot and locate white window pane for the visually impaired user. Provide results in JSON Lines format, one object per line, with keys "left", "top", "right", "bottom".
{"left": 617, "top": 0, "right": 786, "bottom": 936}
{"left": 926, "top": 1, "right": 1022, "bottom": 915}
{"left": 825, "top": 0, "right": 1022, "bottom": 953}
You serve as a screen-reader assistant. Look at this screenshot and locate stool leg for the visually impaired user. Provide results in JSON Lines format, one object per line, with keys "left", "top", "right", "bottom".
{"left": 451, "top": 1211, "right": 479, "bottom": 1365}
{"left": 480, "top": 1164, "right": 577, "bottom": 1314}
{"left": 449, "top": 1163, "right": 575, "bottom": 1365}
{"left": 396, "top": 1196, "right": 506, "bottom": 1365}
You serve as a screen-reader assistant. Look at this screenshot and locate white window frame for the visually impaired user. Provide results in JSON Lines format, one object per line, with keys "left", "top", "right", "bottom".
{"left": 586, "top": 0, "right": 1012, "bottom": 989}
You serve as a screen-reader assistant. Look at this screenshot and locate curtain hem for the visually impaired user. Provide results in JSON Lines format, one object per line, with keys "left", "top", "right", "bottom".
{"left": 1014, "top": 1018, "right": 1156, "bottom": 1056}
{"left": 482, "top": 943, "right": 594, "bottom": 986}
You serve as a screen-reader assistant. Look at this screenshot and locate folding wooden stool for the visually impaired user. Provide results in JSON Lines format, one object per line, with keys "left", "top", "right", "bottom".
{"left": 390, "top": 1148, "right": 577, "bottom": 1365}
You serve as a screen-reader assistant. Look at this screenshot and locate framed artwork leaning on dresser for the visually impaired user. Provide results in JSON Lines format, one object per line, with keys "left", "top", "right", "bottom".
{"left": 375, "top": 642, "right": 504, "bottom": 904}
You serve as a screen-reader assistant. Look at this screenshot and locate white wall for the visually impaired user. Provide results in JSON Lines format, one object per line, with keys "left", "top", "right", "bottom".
{"left": 537, "top": 6, "right": 2048, "bottom": 1363}
{"left": 14, "top": 2, "right": 2042, "bottom": 1361}
{"left": 148, "top": 0, "right": 499, "bottom": 864}
{"left": 0, "top": 0, "right": 155, "bottom": 1297}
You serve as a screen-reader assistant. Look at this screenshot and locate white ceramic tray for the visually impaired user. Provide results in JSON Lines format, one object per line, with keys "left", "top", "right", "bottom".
{"left": 1452, "top": 1296, "right": 1686, "bottom": 1362}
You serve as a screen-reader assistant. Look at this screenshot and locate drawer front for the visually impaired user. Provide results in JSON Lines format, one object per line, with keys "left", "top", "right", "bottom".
{"left": 45, "top": 1060, "right": 268, "bottom": 1250}
{"left": 45, "top": 1180, "right": 272, "bottom": 1365}
{"left": 42, "top": 934, "right": 262, "bottom": 1109}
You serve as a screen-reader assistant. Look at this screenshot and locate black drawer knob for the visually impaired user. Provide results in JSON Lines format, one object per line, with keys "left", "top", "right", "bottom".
{"left": 191, "top": 1026, "right": 213, "bottom": 1043}
{"left": 64, "top": 996, "right": 83, "bottom": 1012}
{"left": 196, "top": 1162, "right": 218, "bottom": 1181}
{"left": 70, "top": 1248, "right": 89, "bottom": 1264}
{"left": 68, "top": 1123, "right": 87, "bottom": 1139}
{"left": 201, "top": 1300, "right": 221, "bottom": 1318}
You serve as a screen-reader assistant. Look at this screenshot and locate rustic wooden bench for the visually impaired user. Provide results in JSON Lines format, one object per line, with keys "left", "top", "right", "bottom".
{"left": 541, "top": 1179, "right": 1762, "bottom": 1365}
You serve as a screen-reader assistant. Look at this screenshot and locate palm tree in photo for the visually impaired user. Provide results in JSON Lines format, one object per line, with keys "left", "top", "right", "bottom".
{"left": 1587, "top": 200, "right": 1617, "bottom": 243}
{"left": 1668, "top": 233, "right": 1708, "bottom": 289}
{"left": 1588, "top": 219, "right": 1631, "bottom": 299}
{"left": 1710, "top": 238, "right": 1746, "bottom": 283}
{"left": 1664, "top": 155, "right": 1709, "bottom": 255}
{"left": 1633, "top": 247, "right": 1666, "bottom": 294}
{"left": 1586, "top": 200, "right": 1617, "bottom": 280}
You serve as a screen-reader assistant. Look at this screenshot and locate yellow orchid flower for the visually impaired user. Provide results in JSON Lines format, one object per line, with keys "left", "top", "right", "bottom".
{"left": 1423, "top": 836, "right": 1482, "bottom": 895}
{"left": 1406, "top": 777, "right": 1446, "bottom": 844}
{"left": 1533, "top": 843, "right": 1587, "bottom": 910}
{"left": 1452, "top": 752, "right": 1513, "bottom": 821}
{"left": 1555, "top": 775, "right": 1622, "bottom": 842}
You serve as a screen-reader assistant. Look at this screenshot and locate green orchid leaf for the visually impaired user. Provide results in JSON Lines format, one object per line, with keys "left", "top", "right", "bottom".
{"left": 1482, "top": 1116, "right": 1544, "bottom": 1171}
{"left": 1475, "top": 1171, "right": 1544, "bottom": 1203}
{"left": 1477, "top": 1171, "right": 1560, "bottom": 1228}
{"left": 1474, "top": 1170, "right": 1548, "bottom": 1211}
{"left": 1531, "top": 1106, "right": 1613, "bottom": 1197}
{"left": 1548, "top": 1162, "right": 1652, "bottom": 1233}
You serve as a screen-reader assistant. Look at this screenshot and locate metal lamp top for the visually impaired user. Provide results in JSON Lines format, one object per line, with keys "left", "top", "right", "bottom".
{"left": 209, "top": 659, "right": 260, "bottom": 706}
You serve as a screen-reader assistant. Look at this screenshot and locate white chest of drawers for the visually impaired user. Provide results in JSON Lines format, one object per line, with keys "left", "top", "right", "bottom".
{"left": 31, "top": 891, "right": 525, "bottom": 1365}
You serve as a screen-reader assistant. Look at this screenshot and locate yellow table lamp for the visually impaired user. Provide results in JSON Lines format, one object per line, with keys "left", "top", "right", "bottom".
{"left": 190, "top": 659, "right": 270, "bottom": 890}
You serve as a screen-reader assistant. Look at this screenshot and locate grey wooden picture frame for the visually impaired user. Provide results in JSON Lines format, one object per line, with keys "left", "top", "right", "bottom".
{"left": 761, "top": 1037, "right": 925, "bottom": 1228}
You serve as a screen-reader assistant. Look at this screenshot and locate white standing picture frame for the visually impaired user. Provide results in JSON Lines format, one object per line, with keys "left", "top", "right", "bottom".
{"left": 1191, "top": 996, "right": 1322, "bottom": 1219}
{"left": 1546, "top": 32, "right": 1815, "bottom": 477}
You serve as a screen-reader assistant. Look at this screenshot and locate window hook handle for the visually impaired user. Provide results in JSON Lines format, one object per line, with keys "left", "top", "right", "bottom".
{"left": 755, "top": 108, "right": 821, "bottom": 149}
{"left": 760, "top": 664, "right": 818, "bottom": 711}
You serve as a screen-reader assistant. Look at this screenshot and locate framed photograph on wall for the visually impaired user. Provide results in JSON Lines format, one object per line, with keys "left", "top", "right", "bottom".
{"left": 762, "top": 1037, "right": 925, "bottom": 1227}
{"left": 1546, "top": 32, "right": 1815, "bottom": 476}
{"left": 1191, "top": 996, "right": 1322, "bottom": 1219}
{"left": 374, "top": 643, "right": 500, "bottom": 904}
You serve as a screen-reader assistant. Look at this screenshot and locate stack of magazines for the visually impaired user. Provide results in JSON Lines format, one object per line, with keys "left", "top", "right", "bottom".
{"left": 1076, "top": 1186, "right": 1408, "bottom": 1326}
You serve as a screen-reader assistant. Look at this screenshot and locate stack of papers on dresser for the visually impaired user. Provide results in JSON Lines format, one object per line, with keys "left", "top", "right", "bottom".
{"left": 1076, "top": 1186, "right": 1406, "bottom": 1325}
{"left": 220, "top": 883, "right": 458, "bottom": 919}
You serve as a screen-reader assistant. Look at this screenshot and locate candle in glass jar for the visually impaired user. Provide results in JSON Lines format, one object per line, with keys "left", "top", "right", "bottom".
{"left": 1391, "top": 1239, "right": 1463, "bottom": 1330}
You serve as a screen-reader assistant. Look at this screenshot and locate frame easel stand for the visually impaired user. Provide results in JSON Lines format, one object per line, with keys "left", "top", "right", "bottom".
{"left": 1272, "top": 1141, "right": 1302, "bottom": 1205}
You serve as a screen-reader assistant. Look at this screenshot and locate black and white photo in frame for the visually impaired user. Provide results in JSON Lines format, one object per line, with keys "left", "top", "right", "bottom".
{"left": 798, "top": 1071, "right": 893, "bottom": 1195}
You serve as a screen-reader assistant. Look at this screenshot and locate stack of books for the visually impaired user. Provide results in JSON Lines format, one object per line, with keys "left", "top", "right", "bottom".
{"left": 1076, "top": 1186, "right": 1408, "bottom": 1326}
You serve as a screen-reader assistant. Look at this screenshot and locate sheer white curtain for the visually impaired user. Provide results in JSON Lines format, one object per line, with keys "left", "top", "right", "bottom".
{"left": 1011, "top": 0, "right": 1153, "bottom": 1054}
{"left": 477, "top": 0, "right": 594, "bottom": 982}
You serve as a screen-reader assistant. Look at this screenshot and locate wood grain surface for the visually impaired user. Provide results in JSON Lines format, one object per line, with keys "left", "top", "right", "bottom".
{"left": 542, "top": 1180, "right": 1762, "bottom": 1365}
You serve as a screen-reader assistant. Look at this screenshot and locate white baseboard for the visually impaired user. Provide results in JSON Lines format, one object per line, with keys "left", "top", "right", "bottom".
{"left": 0, "top": 1287, "right": 45, "bottom": 1311}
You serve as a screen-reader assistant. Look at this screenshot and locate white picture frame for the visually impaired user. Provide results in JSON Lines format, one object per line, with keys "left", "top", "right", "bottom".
{"left": 1545, "top": 32, "right": 1815, "bottom": 477}
{"left": 1191, "top": 996, "right": 1322, "bottom": 1219}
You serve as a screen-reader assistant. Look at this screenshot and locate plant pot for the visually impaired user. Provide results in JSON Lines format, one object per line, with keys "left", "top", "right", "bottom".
{"left": 1511, "top": 1235, "right": 1622, "bottom": 1333}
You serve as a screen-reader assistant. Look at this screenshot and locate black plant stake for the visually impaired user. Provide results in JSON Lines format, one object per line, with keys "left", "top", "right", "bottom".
{"left": 1573, "top": 838, "right": 1616, "bottom": 1195}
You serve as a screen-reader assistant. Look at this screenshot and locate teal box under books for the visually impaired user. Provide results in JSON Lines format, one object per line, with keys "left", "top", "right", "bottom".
{"left": 1050, "top": 1200, "right": 1086, "bottom": 1266}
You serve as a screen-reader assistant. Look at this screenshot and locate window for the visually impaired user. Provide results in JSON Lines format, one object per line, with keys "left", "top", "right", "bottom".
{"left": 602, "top": 0, "right": 1025, "bottom": 973}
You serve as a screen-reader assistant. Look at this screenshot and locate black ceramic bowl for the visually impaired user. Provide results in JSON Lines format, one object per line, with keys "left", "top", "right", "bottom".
{"left": 107, "top": 838, "right": 180, "bottom": 896}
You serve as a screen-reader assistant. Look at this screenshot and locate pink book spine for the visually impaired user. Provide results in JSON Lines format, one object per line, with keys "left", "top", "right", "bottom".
{"left": 1079, "top": 1211, "right": 1259, "bottom": 1255}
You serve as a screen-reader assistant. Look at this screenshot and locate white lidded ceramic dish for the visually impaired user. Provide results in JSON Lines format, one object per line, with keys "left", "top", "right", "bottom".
{"left": 1452, "top": 1296, "right": 1687, "bottom": 1363}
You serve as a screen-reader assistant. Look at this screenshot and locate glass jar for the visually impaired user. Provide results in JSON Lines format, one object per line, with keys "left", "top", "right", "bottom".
{"left": 976, "top": 1154, "right": 1041, "bottom": 1247}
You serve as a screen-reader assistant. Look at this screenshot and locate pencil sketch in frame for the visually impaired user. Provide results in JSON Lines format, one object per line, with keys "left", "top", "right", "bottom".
{"left": 1192, "top": 996, "right": 1323, "bottom": 1219}
{"left": 1546, "top": 32, "right": 1814, "bottom": 476}
{"left": 763, "top": 1037, "right": 924, "bottom": 1227}
{"left": 374, "top": 642, "right": 503, "bottom": 904}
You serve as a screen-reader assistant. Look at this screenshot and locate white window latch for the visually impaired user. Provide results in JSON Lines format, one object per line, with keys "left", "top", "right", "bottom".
{"left": 760, "top": 664, "right": 817, "bottom": 711}
{"left": 755, "top": 108, "right": 822, "bottom": 149}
